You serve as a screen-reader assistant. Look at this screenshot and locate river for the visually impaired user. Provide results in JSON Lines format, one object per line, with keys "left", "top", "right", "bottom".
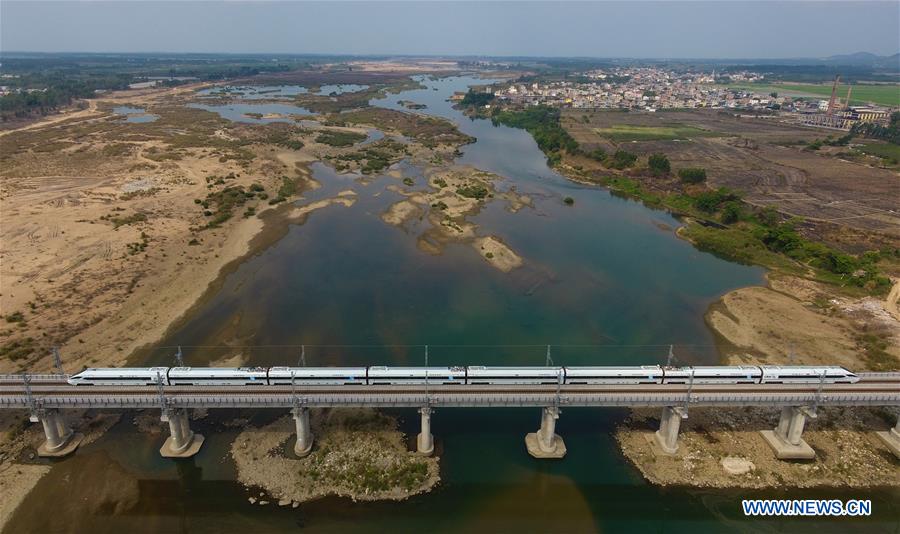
{"left": 6, "top": 76, "right": 898, "bottom": 533}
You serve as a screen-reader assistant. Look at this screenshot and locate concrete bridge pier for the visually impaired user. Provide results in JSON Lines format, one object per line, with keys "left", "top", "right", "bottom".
{"left": 292, "top": 407, "right": 313, "bottom": 457}
{"left": 654, "top": 406, "right": 687, "bottom": 454}
{"left": 525, "top": 406, "right": 566, "bottom": 458}
{"left": 160, "top": 408, "right": 204, "bottom": 458}
{"left": 761, "top": 406, "right": 816, "bottom": 459}
{"left": 416, "top": 406, "right": 434, "bottom": 456}
{"left": 32, "top": 409, "right": 83, "bottom": 457}
{"left": 876, "top": 414, "right": 900, "bottom": 459}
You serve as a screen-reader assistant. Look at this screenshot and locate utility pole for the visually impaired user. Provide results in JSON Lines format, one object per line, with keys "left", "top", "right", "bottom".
{"left": 812, "top": 370, "right": 826, "bottom": 415}
{"left": 683, "top": 367, "right": 695, "bottom": 414}
{"left": 156, "top": 371, "right": 166, "bottom": 411}
{"left": 424, "top": 345, "right": 429, "bottom": 405}
{"left": 52, "top": 347, "right": 63, "bottom": 376}
{"left": 174, "top": 346, "right": 183, "bottom": 367}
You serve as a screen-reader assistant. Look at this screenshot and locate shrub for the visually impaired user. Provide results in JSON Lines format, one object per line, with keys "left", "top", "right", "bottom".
{"left": 456, "top": 184, "right": 489, "bottom": 200}
{"left": 609, "top": 150, "right": 637, "bottom": 169}
{"left": 589, "top": 147, "right": 606, "bottom": 161}
{"left": 720, "top": 201, "right": 743, "bottom": 224}
{"left": 563, "top": 196, "right": 574, "bottom": 205}
{"left": 648, "top": 153, "right": 670, "bottom": 176}
{"left": 678, "top": 167, "right": 707, "bottom": 184}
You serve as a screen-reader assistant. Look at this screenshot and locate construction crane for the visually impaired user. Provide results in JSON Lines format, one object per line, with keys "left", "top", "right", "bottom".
{"left": 827, "top": 74, "right": 841, "bottom": 115}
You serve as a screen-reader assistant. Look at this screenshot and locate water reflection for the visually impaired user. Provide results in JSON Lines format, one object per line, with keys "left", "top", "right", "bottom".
{"left": 187, "top": 102, "right": 312, "bottom": 124}
{"left": 113, "top": 106, "right": 159, "bottom": 123}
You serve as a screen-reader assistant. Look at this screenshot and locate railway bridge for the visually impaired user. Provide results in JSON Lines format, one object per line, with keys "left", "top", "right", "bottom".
{"left": 1, "top": 372, "right": 898, "bottom": 461}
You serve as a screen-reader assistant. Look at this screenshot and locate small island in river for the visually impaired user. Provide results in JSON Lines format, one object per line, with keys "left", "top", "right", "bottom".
{"left": 231, "top": 409, "right": 440, "bottom": 504}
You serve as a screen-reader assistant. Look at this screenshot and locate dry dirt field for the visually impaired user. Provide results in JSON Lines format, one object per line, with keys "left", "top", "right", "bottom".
{"left": 563, "top": 109, "right": 900, "bottom": 242}
{"left": 0, "top": 74, "right": 482, "bottom": 375}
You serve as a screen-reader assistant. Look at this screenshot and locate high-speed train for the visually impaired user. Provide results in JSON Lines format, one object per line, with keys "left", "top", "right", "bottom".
{"left": 66, "top": 365, "right": 859, "bottom": 387}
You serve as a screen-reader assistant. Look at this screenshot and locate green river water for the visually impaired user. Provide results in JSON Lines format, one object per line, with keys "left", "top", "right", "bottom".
{"left": 6, "top": 76, "right": 898, "bottom": 534}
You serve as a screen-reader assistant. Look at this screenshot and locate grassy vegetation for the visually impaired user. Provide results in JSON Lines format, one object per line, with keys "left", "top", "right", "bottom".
{"left": 265, "top": 130, "right": 305, "bottom": 150}
{"left": 335, "top": 107, "right": 472, "bottom": 147}
{"left": 294, "top": 79, "right": 423, "bottom": 114}
{"left": 608, "top": 150, "right": 638, "bottom": 169}
{"left": 592, "top": 174, "right": 894, "bottom": 294}
{"left": 331, "top": 139, "right": 407, "bottom": 174}
{"left": 857, "top": 332, "right": 899, "bottom": 371}
{"left": 492, "top": 106, "right": 578, "bottom": 166}
{"left": 455, "top": 183, "right": 490, "bottom": 200}
{"left": 726, "top": 83, "right": 900, "bottom": 107}
{"left": 592, "top": 124, "right": 720, "bottom": 142}
{"left": 268, "top": 176, "right": 299, "bottom": 204}
{"left": 0, "top": 337, "right": 36, "bottom": 361}
{"left": 316, "top": 130, "right": 367, "bottom": 147}
{"left": 855, "top": 142, "right": 900, "bottom": 165}
{"left": 678, "top": 167, "right": 707, "bottom": 184}
{"left": 103, "top": 212, "right": 147, "bottom": 228}
{"left": 5, "top": 311, "right": 26, "bottom": 324}
{"left": 202, "top": 185, "right": 261, "bottom": 226}
{"left": 126, "top": 232, "right": 149, "bottom": 255}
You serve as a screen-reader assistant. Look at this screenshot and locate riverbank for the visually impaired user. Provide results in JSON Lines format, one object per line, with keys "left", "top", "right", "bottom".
{"left": 614, "top": 274, "right": 900, "bottom": 489}
{"left": 616, "top": 405, "right": 900, "bottom": 489}
{"left": 231, "top": 409, "right": 440, "bottom": 504}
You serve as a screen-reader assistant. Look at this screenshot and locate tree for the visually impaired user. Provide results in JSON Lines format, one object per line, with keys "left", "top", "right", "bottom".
{"left": 609, "top": 150, "right": 637, "bottom": 169}
{"left": 678, "top": 167, "right": 707, "bottom": 184}
{"left": 589, "top": 147, "right": 606, "bottom": 162}
{"left": 720, "top": 201, "right": 743, "bottom": 224}
{"left": 648, "top": 153, "right": 670, "bottom": 176}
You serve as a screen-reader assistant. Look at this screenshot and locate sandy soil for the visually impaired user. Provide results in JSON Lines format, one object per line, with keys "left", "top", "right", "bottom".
{"left": 706, "top": 286, "right": 860, "bottom": 368}
{"left": 706, "top": 273, "right": 900, "bottom": 369}
{"left": 616, "top": 272, "right": 900, "bottom": 489}
{"left": 231, "top": 409, "right": 439, "bottom": 504}
{"left": 617, "top": 406, "right": 900, "bottom": 489}
{"left": 0, "top": 83, "right": 352, "bottom": 374}
{"left": 474, "top": 236, "right": 523, "bottom": 272}
{"left": 885, "top": 278, "right": 900, "bottom": 322}
{"left": 380, "top": 165, "right": 530, "bottom": 272}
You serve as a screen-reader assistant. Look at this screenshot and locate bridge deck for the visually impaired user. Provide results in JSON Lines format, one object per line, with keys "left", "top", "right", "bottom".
{"left": 1, "top": 374, "right": 897, "bottom": 409}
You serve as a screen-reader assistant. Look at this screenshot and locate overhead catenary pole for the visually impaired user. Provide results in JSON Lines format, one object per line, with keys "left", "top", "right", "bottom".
{"left": 52, "top": 347, "right": 63, "bottom": 376}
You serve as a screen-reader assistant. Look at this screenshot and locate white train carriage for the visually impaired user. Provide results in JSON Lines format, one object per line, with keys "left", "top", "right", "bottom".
{"left": 760, "top": 365, "right": 858, "bottom": 384}
{"left": 268, "top": 366, "right": 368, "bottom": 386}
{"left": 565, "top": 365, "right": 664, "bottom": 385}
{"left": 466, "top": 366, "right": 562, "bottom": 385}
{"left": 662, "top": 366, "right": 762, "bottom": 385}
{"left": 167, "top": 367, "right": 268, "bottom": 386}
{"left": 67, "top": 367, "right": 170, "bottom": 386}
{"left": 367, "top": 367, "right": 466, "bottom": 385}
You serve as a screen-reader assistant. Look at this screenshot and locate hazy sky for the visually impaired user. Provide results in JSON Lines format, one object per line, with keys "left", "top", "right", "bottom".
{"left": 2, "top": 1, "right": 898, "bottom": 58}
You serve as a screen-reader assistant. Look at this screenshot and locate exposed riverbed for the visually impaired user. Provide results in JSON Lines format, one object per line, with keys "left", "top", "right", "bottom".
{"left": 5, "top": 76, "right": 898, "bottom": 533}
